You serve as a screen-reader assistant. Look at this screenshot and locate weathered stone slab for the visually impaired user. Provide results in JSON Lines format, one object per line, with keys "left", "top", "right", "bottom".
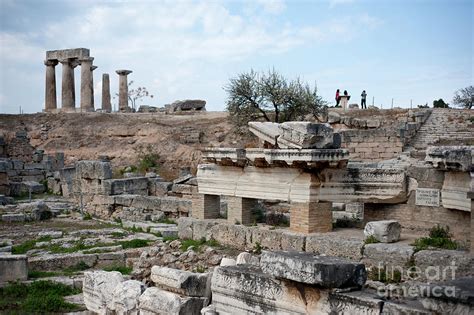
{"left": 83, "top": 270, "right": 124, "bottom": 314}
{"left": 416, "top": 188, "right": 440, "bottom": 207}
{"left": 75, "top": 160, "right": 112, "bottom": 180}
{"left": 260, "top": 251, "right": 366, "bottom": 288}
{"left": 138, "top": 287, "right": 205, "bottom": 315}
{"left": 364, "top": 220, "right": 401, "bottom": 243}
{"left": 362, "top": 243, "right": 414, "bottom": 270}
{"left": 1, "top": 213, "right": 26, "bottom": 222}
{"left": 150, "top": 266, "right": 211, "bottom": 297}
{"left": 306, "top": 234, "right": 364, "bottom": 261}
{"left": 111, "top": 280, "right": 144, "bottom": 314}
{"left": 102, "top": 177, "right": 149, "bottom": 195}
{"left": 441, "top": 172, "right": 471, "bottom": 212}
{"left": 28, "top": 253, "right": 98, "bottom": 271}
{"left": 177, "top": 217, "right": 195, "bottom": 239}
{"left": 414, "top": 250, "right": 474, "bottom": 281}
{"left": 211, "top": 265, "right": 330, "bottom": 314}
{"left": 425, "top": 146, "right": 473, "bottom": 172}
{"left": 328, "top": 290, "right": 383, "bottom": 315}
{"left": 280, "top": 231, "right": 306, "bottom": 252}
{"left": 419, "top": 277, "right": 474, "bottom": 314}
{"left": 46, "top": 48, "right": 90, "bottom": 61}
{"left": 0, "top": 255, "right": 27, "bottom": 283}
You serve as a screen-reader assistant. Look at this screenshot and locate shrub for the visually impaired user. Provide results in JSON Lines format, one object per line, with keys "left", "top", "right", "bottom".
{"left": 253, "top": 241, "right": 262, "bottom": 254}
{"left": 412, "top": 225, "right": 458, "bottom": 252}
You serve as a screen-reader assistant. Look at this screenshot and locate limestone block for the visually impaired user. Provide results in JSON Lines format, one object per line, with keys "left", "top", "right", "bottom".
{"left": 425, "top": 146, "right": 473, "bottom": 172}
{"left": 151, "top": 266, "right": 211, "bottom": 297}
{"left": 96, "top": 252, "right": 126, "bottom": 268}
{"left": 38, "top": 231, "right": 63, "bottom": 239}
{"left": 441, "top": 172, "right": 471, "bottom": 212}
{"left": 111, "top": 280, "right": 144, "bottom": 314}
{"left": 1, "top": 213, "right": 26, "bottom": 222}
{"left": 148, "top": 179, "right": 171, "bottom": 196}
{"left": 46, "top": 48, "right": 90, "bottom": 60}
{"left": 131, "top": 195, "right": 162, "bottom": 209}
{"left": 250, "top": 228, "right": 282, "bottom": 251}
{"left": 18, "top": 201, "right": 52, "bottom": 221}
{"left": 192, "top": 219, "right": 218, "bottom": 240}
{"left": 278, "top": 122, "right": 336, "bottom": 149}
{"left": 211, "top": 265, "right": 330, "bottom": 314}
{"left": 260, "top": 251, "right": 366, "bottom": 288}
{"left": 419, "top": 277, "right": 474, "bottom": 314}
{"left": 150, "top": 226, "right": 178, "bottom": 238}
{"left": 177, "top": 217, "right": 195, "bottom": 239}
{"left": 362, "top": 243, "right": 414, "bottom": 270}
{"left": 0, "top": 255, "right": 27, "bottom": 283}
{"left": 414, "top": 250, "right": 474, "bottom": 280}
{"left": 0, "top": 160, "right": 12, "bottom": 172}
{"left": 364, "top": 220, "right": 401, "bottom": 243}
{"left": 306, "top": 234, "right": 364, "bottom": 261}
{"left": 83, "top": 270, "right": 124, "bottom": 314}
{"left": 208, "top": 224, "right": 248, "bottom": 250}
{"left": 280, "top": 231, "right": 306, "bottom": 251}
{"left": 328, "top": 291, "right": 382, "bottom": 315}
{"left": 236, "top": 252, "right": 253, "bottom": 265}
{"left": 172, "top": 184, "right": 198, "bottom": 195}
{"left": 161, "top": 196, "right": 192, "bottom": 213}
{"left": 220, "top": 258, "right": 236, "bottom": 266}
{"left": 29, "top": 253, "right": 98, "bottom": 271}
{"left": 138, "top": 287, "right": 205, "bottom": 315}
{"left": 103, "top": 177, "right": 149, "bottom": 196}
{"left": 75, "top": 160, "right": 112, "bottom": 180}
{"left": 328, "top": 111, "right": 341, "bottom": 124}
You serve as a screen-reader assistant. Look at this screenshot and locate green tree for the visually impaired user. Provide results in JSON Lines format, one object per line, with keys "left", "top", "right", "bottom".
{"left": 452, "top": 86, "right": 473, "bottom": 109}
{"left": 433, "top": 98, "right": 449, "bottom": 108}
{"left": 224, "top": 69, "right": 327, "bottom": 129}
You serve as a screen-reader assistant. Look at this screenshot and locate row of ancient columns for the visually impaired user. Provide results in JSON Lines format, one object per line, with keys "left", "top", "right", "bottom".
{"left": 44, "top": 59, "right": 133, "bottom": 112}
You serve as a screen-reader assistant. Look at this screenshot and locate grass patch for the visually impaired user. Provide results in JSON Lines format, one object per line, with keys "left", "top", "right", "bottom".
{"left": 119, "top": 239, "right": 150, "bottom": 249}
{"left": 412, "top": 225, "right": 458, "bottom": 252}
{"left": 103, "top": 265, "right": 133, "bottom": 275}
{"left": 111, "top": 231, "right": 128, "bottom": 238}
{"left": 364, "top": 235, "right": 380, "bottom": 245}
{"left": 0, "top": 280, "right": 81, "bottom": 313}
{"left": 156, "top": 217, "right": 177, "bottom": 225}
{"left": 12, "top": 239, "right": 38, "bottom": 255}
{"left": 28, "top": 270, "right": 60, "bottom": 279}
{"left": 82, "top": 212, "right": 92, "bottom": 220}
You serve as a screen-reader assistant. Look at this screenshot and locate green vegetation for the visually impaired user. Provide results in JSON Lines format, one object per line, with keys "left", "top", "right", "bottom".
{"left": 412, "top": 225, "right": 458, "bottom": 252}
{"left": 119, "top": 239, "right": 150, "bottom": 249}
{"left": 364, "top": 235, "right": 380, "bottom": 245}
{"left": 253, "top": 241, "right": 263, "bottom": 254}
{"left": 12, "top": 239, "right": 38, "bottom": 255}
{"left": 368, "top": 267, "right": 402, "bottom": 284}
{"left": 0, "top": 280, "right": 81, "bottom": 313}
{"left": 82, "top": 212, "right": 92, "bottom": 220}
{"left": 163, "top": 236, "right": 179, "bottom": 242}
{"left": 63, "top": 261, "right": 91, "bottom": 275}
{"left": 179, "top": 238, "right": 220, "bottom": 252}
{"left": 103, "top": 265, "right": 133, "bottom": 275}
{"left": 195, "top": 265, "right": 206, "bottom": 273}
{"left": 135, "top": 144, "right": 160, "bottom": 174}
{"left": 111, "top": 231, "right": 128, "bottom": 238}
{"left": 28, "top": 270, "right": 60, "bottom": 279}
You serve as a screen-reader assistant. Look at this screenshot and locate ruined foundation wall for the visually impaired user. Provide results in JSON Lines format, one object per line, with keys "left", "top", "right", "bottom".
{"left": 364, "top": 201, "right": 471, "bottom": 246}
{"left": 340, "top": 129, "right": 403, "bottom": 162}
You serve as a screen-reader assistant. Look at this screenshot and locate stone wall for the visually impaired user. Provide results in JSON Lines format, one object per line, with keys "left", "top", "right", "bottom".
{"left": 364, "top": 201, "right": 471, "bottom": 246}
{"left": 340, "top": 129, "right": 403, "bottom": 161}
{"left": 5, "top": 131, "right": 35, "bottom": 162}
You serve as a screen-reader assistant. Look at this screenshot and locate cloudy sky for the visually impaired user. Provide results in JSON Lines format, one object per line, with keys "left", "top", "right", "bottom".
{"left": 0, "top": 0, "right": 472, "bottom": 113}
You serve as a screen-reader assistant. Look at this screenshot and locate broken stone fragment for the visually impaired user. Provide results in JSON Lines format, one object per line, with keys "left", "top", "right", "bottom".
{"left": 111, "top": 280, "right": 144, "bottom": 314}
{"left": 138, "top": 287, "right": 206, "bottom": 315}
{"left": 150, "top": 266, "right": 211, "bottom": 297}
{"left": 364, "top": 220, "right": 401, "bottom": 243}
{"left": 260, "top": 250, "right": 367, "bottom": 288}
{"left": 83, "top": 270, "right": 124, "bottom": 314}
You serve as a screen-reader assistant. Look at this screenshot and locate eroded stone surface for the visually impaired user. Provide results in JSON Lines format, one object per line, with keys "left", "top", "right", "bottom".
{"left": 150, "top": 266, "right": 210, "bottom": 297}
{"left": 138, "top": 287, "right": 205, "bottom": 315}
{"left": 83, "top": 270, "right": 124, "bottom": 314}
{"left": 364, "top": 220, "right": 401, "bottom": 243}
{"left": 260, "top": 251, "right": 366, "bottom": 288}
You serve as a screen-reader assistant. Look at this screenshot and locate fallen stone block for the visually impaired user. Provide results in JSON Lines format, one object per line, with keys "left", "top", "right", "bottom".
{"left": 177, "top": 217, "right": 195, "bottom": 239}
{"left": 362, "top": 243, "right": 414, "bottom": 270}
{"left": 236, "top": 252, "right": 253, "bottom": 265}
{"left": 18, "top": 200, "right": 52, "bottom": 221}
{"left": 306, "top": 234, "right": 364, "bottom": 261}
{"left": 138, "top": 287, "right": 206, "bottom": 315}
{"left": 414, "top": 250, "right": 474, "bottom": 280}
{"left": 0, "top": 254, "right": 28, "bottom": 283}
{"left": 28, "top": 253, "right": 98, "bottom": 271}
{"left": 220, "top": 258, "right": 236, "bottom": 266}
{"left": 364, "top": 220, "right": 401, "bottom": 243}
{"left": 419, "top": 277, "right": 474, "bottom": 314}
{"left": 151, "top": 266, "right": 211, "bottom": 297}
{"left": 211, "top": 265, "right": 330, "bottom": 314}
{"left": 38, "top": 231, "right": 63, "bottom": 239}
{"left": 1, "top": 213, "right": 26, "bottom": 222}
{"left": 150, "top": 226, "right": 178, "bottom": 238}
{"left": 111, "top": 280, "right": 144, "bottom": 314}
{"left": 83, "top": 270, "right": 124, "bottom": 314}
{"left": 260, "top": 251, "right": 366, "bottom": 288}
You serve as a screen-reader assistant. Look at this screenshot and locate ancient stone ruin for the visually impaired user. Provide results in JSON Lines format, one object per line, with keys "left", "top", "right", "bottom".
{"left": 0, "top": 107, "right": 473, "bottom": 314}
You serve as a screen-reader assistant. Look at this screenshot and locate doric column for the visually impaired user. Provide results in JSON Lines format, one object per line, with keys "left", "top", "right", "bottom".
{"left": 101, "top": 73, "right": 111, "bottom": 112}
{"left": 60, "top": 58, "right": 79, "bottom": 111}
{"left": 79, "top": 57, "right": 94, "bottom": 111}
{"left": 91, "top": 66, "right": 97, "bottom": 110}
{"left": 116, "top": 70, "right": 132, "bottom": 111}
{"left": 227, "top": 197, "right": 257, "bottom": 225}
{"left": 192, "top": 194, "right": 220, "bottom": 219}
{"left": 44, "top": 60, "right": 58, "bottom": 112}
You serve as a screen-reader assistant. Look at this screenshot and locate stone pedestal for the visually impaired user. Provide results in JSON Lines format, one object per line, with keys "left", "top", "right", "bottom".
{"left": 44, "top": 60, "right": 58, "bottom": 112}
{"left": 80, "top": 57, "right": 94, "bottom": 111}
{"left": 116, "top": 70, "right": 132, "bottom": 111}
{"left": 102, "top": 73, "right": 111, "bottom": 112}
{"left": 340, "top": 95, "right": 349, "bottom": 110}
{"left": 290, "top": 201, "right": 332, "bottom": 233}
{"left": 227, "top": 196, "right": 257, "bottom": 225}
{"left": 60, "top": 58, "right": 79, "bottom": 111}
{"left": 192, "top": 194, "right": 220, "bottom": 219}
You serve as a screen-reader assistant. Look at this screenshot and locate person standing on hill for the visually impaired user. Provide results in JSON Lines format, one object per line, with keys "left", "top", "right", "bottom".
{"left": 335, "top": 89, "right": 340, "bottom": 107}
{"left": 361, "top": 90, "right": 367, "bottom": 109}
